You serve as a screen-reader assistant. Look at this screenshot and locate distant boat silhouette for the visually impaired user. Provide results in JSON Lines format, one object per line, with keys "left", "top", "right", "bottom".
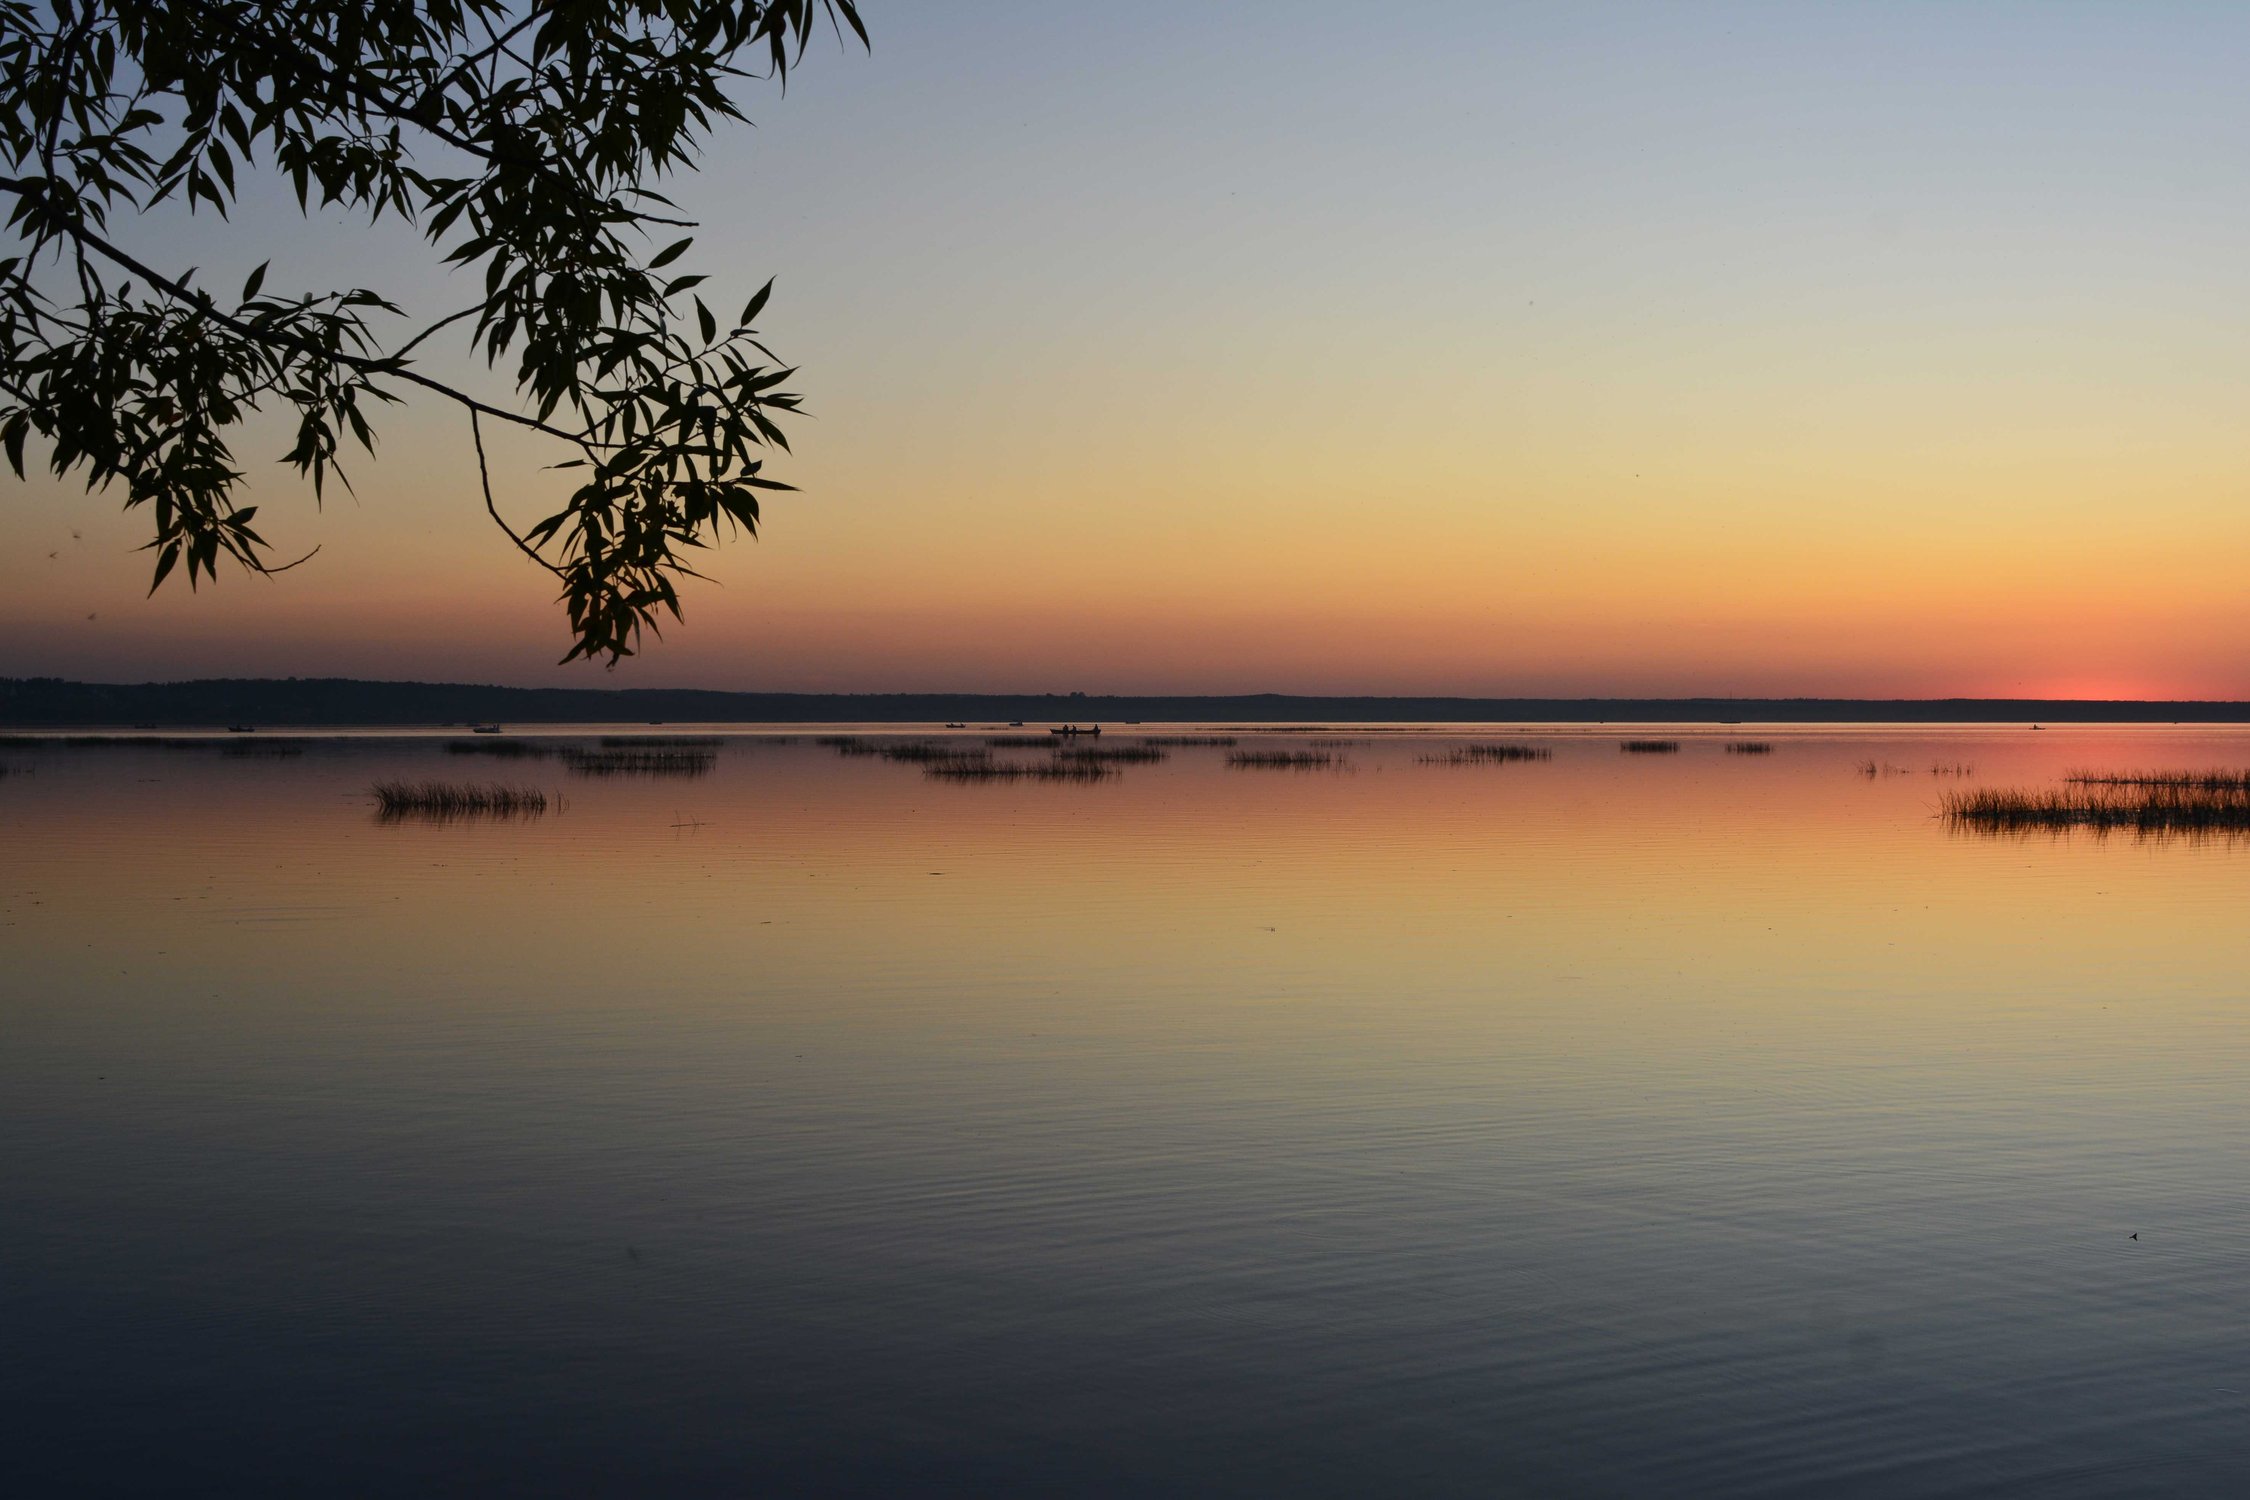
{"left": 945, "top": 722, "right": 966, "bottom": 728}
{"left": 1008, "top": 720, "right": 1024, "bottom": 727}
{"left": 1050, "top": 724, "right": 1101, "bottom": 737}
{"left": 471, "top": 724, "right": 503, "bottom": 734}
{"left": 226, "top": 724, "right": 255, "bottom": 733}
{"left": 2031, "top": 724, "right": 2045, "bottom": 731}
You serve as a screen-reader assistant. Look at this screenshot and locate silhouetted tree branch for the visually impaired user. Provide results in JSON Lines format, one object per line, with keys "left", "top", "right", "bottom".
{"left": 0, "top": 0, "right": 865, "bottom": 664}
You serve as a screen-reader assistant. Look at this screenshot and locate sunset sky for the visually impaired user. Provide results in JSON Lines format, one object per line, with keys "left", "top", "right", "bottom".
{"left": 12, "top": 1, "right": 2250, "bottom": 696}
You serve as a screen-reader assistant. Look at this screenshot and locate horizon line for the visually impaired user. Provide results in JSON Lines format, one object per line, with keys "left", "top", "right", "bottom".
{"left": 11, "top": 674, "right": 2250, "bottom": 709}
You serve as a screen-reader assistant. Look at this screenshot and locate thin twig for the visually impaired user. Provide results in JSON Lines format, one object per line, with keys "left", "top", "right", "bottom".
{"left": 384, "top": 300, "right": 487, "bottom": 363}
{"left": 257, "top": 544, "right": 322, "bottom": 575}
{"left": 472, "top": 409, "right": 565, "bottom": 579}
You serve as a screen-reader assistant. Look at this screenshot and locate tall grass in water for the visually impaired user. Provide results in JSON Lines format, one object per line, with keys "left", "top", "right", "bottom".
{"left": 1420, "top": 743, "right": 1552, "bottom": 766}
{"left": 922, "top": 755, "right": 1115, "bottom": 782}
{"left": 559, "top": 747, "right": 716, "bottom": 777}
{"left": 447, "top": 738, "right": 555, "bottom": 758}
{"left": 876, "top": 742, "right": 977, "bottom": 764}
{"left": 371, "top": 780, "right": 551, "bottom": 821}
{"left": 1140, "top": 736, "right": 1236, "bottom": 747}
{"left": 600, "top": 735, "right": 724, "bottom": 748}
{"left": 2065, "top": 768, "right": 2250, "bottom": 791}
{"left": 815, "top": 735, "right": 882, "bottom": 756}
{"left": 1620, "top": 740, "right": 1680, "bottom": 754}
{"left": 1056, "top": 745, "right": 1167, "bottom": 764}
{"left": 973, "top": 738, "right": 1168, "bottom": 763}
{"left": 1725, "top": 741, "right": 1774, "bottom": 755}
{"left": 1227, "top": 750, "right": 1336, "bottom": 769}
{"left": 1944, "top": 782, "right": 2250, "bottom": 834}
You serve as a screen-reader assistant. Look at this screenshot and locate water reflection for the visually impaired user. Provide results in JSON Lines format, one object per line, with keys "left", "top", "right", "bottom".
{"left": 5, "top": 726, "right": 2250, "bottom": 1494}
{"left": 370, "top": 778, "right": 556, "bottom": 823}
{"left": 558, "top": 746, "right": 717, "bottom": 777}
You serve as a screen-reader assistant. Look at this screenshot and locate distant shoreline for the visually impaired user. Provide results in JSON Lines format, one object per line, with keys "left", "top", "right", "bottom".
{"left": 6, "top": 677, "right": 2249, "bottom": 727}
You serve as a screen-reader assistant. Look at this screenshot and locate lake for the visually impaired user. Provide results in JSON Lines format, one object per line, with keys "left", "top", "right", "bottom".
{"left": 6, "top": 725, "right": 2250, "bottom": 1496}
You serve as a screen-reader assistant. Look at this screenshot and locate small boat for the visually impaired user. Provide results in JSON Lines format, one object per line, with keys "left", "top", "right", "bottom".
{"left": 226, "top": 724, "right": 255, "bottom": 734}
{"left": 1050, "top": 724, "right": 1101, "bottom": 737}
{"left": 470, "top": 723, "right": 503, "bottom": 735}
{"left": 945, "top": 722, "right": 966, "bottom": 729}
{"left": 1008, "top": 721, "right": 1024, "bottom": 727}
{"left": 2030, "top": 724, "right": 2044, "bottom": 731}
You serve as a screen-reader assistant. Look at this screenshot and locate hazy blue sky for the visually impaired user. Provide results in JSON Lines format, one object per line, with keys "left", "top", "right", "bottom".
{"left": 13, "top": 2, "right": 2250, "bottom": 694}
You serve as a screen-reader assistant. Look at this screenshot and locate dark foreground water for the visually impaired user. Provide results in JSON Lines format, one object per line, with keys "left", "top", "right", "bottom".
{"left": 6, "top": 725, "right": 2250, "bottom": 1496}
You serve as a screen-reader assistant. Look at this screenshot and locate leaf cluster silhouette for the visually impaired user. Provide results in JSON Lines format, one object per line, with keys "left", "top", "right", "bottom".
{"left": 2, "top": 0, "right": 866, "bottom": 662}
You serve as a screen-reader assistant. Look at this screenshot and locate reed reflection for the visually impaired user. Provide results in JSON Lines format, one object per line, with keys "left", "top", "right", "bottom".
{"left": 370, "top": 779, "right": 554, "bottom": 823}
{"left": 559, "top": 747, "right": 717, "bottom": 777}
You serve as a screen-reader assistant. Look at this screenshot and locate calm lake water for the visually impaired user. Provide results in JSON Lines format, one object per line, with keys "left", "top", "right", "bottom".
{"left": 6, "top": 725, "right": 2250, "bottom": 1496}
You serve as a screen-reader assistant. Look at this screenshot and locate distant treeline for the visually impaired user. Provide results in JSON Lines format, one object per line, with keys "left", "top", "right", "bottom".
{"left": 5, "top": 677, "right": 2248, "bottom": 728}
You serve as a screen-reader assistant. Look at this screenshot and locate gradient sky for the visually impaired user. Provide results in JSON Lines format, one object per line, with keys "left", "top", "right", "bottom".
{"left": 12, "top": 1, "right": 2250, "bottom": 695}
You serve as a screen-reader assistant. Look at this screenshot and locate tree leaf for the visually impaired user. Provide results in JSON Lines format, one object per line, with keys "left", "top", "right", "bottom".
{"left": 740, "top": 277, "right": 774, "bottom": 327}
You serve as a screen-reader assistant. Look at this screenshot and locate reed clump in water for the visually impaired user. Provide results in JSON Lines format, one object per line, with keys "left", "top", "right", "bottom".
{"left": 371, "top": 780, "right": 551, "bottom": 820}
{"left": 559, "top": 747, "right": 716, "bottom": 777}
{"left": 879, "top": 741, "right": 976, "bottom": 763}
{"left": 1420, "top": 743, "right": 1551, "bottom": 766}
{"left": 815, "top": 735, "right": 882, "bottom": 756}
{"left": 447, "top": 738, "right": 555, "bottom": 759}
{"left": 2065, "top": 768, "right": 2250, "bottom": 791}
{"left": 1620, "top": 740, "right": 1680, "bottom": 754}
{"left": 1725, "top": 741, "right": 1774, "bottom": 755}
{"left": 1857, "top": 760, "right": 1912, "bottom": 778}
{"left": 1140, "top": 736, "right": 1236, "bottom": 747}
{"left": 1943, "top": 782, "right": 2250, "bottom": 834}
{"left": 1056, "top": 745, "right": 1167, "bottom": 764}
{"left": 221, "top": 740, "right": 307, "bottom": 757}
{"left": 921, "top": 755, "right": 1115, "bottom": 782}
{"left": 601, "top": 735, "right": 724, "bottom": 748}
{"left": 983, "top": 736, "right": 1056, "bottom": 748}
{"left": 1227, "top": 750, "right": 1336, "bottom": 769}
{"left": 1930, "top": 761, "right": 1975, "bottom": 777}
